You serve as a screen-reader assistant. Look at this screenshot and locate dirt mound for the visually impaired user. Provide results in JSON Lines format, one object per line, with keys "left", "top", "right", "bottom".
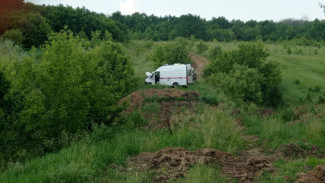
{"left": 120, "top": 88, "right": 186, "bottom": 110}
{"left": 295, "top": 164, "right": 325, "bottom": 183}
{"left": 128, "top": 147, "right": 274, "bottom": 182}
{"left": 120, "top": 89, "right": 200, "bottom": 132}
{"left": 190, "top": 52, "right": 209, "bottom": 79}
{"left": 276, "top": 144, "right": 321, "bottom": 159}
{"left": 291, "top": 104, "right": 325, "bottom": 124}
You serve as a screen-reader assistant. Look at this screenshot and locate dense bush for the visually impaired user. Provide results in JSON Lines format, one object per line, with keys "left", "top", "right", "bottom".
{"left": 196, "top": 40, "right": 208, "bottom": 53}
{"left": 208, "top": 45, "right": 222, "bottom": 60}
{"left": 0, "top": 30, "right": 135, "bottom": 165}
{"left": 204, "top": 42, "right": 282, "bottom": 107}
{"left": 150, "top": 37, "right": 191, "bottom": 67}
{"left": 1, "top": 29, "right": 24, "bottom": 44}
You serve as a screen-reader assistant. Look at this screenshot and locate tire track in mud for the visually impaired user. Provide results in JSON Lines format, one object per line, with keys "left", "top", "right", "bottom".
{"left": 190, "top": 52, "right": 209, "bottom": 79}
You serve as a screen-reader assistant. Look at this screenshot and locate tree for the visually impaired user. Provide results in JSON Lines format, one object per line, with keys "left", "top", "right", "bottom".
{"left": 1, "top": 29, "right": 24, "bottom": 44}
{"left": 0, "top": 30, "right": 136, "bottom": 163}
{"left": 204, "top": 43, "right": 282, "bottom": 107}
{"left": 150, "top": 37, "right": 190, "bottom": 68}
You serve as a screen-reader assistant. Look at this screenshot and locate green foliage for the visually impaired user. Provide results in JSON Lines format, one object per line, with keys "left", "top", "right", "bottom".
{"left": 0, "top": 30, "right": 135, "bottom": 164}
{"left": 0, "top": 104, "right": 245, "bottom": 182}
{"left": 281, "top": 108, "right": 296, "bottom": 122}
{"left": 0, "top": 71, "right": 9, "bottom": 102}
{"left": 205, "top": 42, "right": 282, "bottom": 107}
{"left": 20, "top": 12, "right": 52, "bottom": 47}
{"left": 150, "top": 38, "right": 190, "bottom": 67}
{"left": 1, "top": 29, "right": 24, "bottom": 44}
{"left": 207, "top": 65, "right": 263, "bottom": 104}
{"left": 208, "top": 45, "right": 222, "bottom": 60}
{"left": 196, "top": 40, "right": 208, "bottom": 53}
{"left": 318, "top": 95, "right": 325, "bottom": 104}
{"left": 259, "top": 158, "right": 325, "bottom": 183}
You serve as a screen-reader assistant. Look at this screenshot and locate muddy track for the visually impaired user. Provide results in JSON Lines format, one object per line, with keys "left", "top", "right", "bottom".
{"left": 128, "top": 147, "right": 275, "bottom": 183}
{"left": 190, "top": 52, "right": 209, "bottom": 79}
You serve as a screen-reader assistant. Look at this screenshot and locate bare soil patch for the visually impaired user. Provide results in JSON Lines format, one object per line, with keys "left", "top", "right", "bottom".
{"left": 276, "top": 144, "right": 321, "bottom": 159}
{"left": 295, "top": 164, "right": 325, "bottom": 183}
{"left": 190, "top": 52, "right": 209, "bottom": 79}
{"left": 128, "top": 147, "right": 275, "bottom": 183}
{"left": 120, "top": 89, "right": 200, "bottom": 132}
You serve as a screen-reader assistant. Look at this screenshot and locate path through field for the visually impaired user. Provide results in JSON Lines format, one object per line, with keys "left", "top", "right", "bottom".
{"left": 189, "top": 52, "right": 209, "bottom": 79}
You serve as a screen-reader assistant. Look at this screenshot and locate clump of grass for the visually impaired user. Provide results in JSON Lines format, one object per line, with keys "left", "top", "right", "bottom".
{"left": 318, "top": 96, "right": 325, "bottom": 104}
{"left": 286, "top": 47, "right": 292, "bottom": 54}
{"left": 259, "top": 158, "right": 325, "bottom": 183}
{"left": 281, "top": 108, "right": 296, "bottom": 122}
{"left": 294, "top": 79, "right": 300, "bottom": 85}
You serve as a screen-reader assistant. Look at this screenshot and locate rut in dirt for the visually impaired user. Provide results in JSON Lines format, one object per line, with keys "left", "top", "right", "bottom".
{"left": 189, "top": 52, "right": 209, "bottom": 79}
{"left": 128, "top": 147, "right": 275, "bottom": 183}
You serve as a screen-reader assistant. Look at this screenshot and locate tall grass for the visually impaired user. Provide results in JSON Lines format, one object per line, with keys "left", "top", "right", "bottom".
{"left": 0, "top": 104, "right": 245, "bottom": 182}
{"left": 244, "top": 108, "right": 325, "bottom": 149}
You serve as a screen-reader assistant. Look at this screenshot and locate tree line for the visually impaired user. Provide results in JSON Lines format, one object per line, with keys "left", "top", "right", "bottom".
{"left": 0, "top": 0, "right": 128, "bottom": 48}
{"left": 1, "top": 1, "right": 325, "bottom": 48}
{"left": 112, "top": 12, "right": 325, "bottom": 43}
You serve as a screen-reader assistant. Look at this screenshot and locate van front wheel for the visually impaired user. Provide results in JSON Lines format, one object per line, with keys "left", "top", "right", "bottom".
{"left": 172, "top": 82, "right": 179, "bottom": 88}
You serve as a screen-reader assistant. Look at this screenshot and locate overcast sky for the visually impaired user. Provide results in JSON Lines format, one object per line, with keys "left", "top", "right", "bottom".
{"left": 26, "top": 0, "right": 325, "bottom": 21}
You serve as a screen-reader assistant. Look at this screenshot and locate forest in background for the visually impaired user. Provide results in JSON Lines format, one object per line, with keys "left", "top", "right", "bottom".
{"left": 1, "top": 0, "right": 325, "bottom": 48}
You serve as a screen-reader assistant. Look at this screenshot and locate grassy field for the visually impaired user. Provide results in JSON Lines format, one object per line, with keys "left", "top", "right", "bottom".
{"left": 1, "top": 40, "right": 325, "bottom": 182}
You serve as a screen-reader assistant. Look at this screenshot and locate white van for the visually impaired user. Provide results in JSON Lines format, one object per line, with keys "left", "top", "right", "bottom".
{"left": 145, "top": 64, "right": 196, "bottom": 87}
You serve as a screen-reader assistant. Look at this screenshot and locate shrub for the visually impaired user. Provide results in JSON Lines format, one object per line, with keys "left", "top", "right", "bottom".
{"left": 0, "top": 30, "right": 136, "bottom": 164}
{"left": 281, "top": 108, "right": 296, "bottom": 122}
{"left": 207, "top": 64, "right": 263, "bottom": 104}
{"left": 150, "top": 37, "right": 190, "bottom": 67}
{"left": 204, "top": 42, "right": 282, "bottom": 107}
{"left": 1, "top": 29, "right": 24, "bottom": 44}
{"left": 196, "top": 40, "right": 208, "bottom": 53}
{"left": 318, "top": 96, "right": 325, "bottom": 104}
{"left": 287, "top": 47, "right": 292, "bottom": 54}
{"left": 208, "top": 45, "right": 222, "bottom": 60}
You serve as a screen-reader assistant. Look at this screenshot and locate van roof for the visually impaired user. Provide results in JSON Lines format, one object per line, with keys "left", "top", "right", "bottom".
{"left": 157, "top": 64, "right": 186, "bottom": 71}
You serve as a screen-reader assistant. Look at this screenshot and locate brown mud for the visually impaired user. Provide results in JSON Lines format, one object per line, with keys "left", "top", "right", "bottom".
{"left": 295, "top": 164, "right": 325, "bottom": 183}
{"left": 120, "top": 89, "right": 200, "bottom": 132}
{"left": 128, "top": 147, "right": 275, "bottom": 183}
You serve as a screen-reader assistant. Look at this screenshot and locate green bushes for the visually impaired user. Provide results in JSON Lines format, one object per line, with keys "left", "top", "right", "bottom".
{"left": 0, "top": 30, "right": 135, "bottom": 165}
{"left": 208, "top": 45, "right": 222, "bottom": 60}
{"left": 196, "top": 40, "right": 208, "bottom": 53}
{"left": 204, "top": 42, "right": 282, "bottom": 107}
{"left": 150, "top": 37, "right": 190, "bottom": 67}
{"left": 1, "top": 29, "right": 24, "bottom": 44}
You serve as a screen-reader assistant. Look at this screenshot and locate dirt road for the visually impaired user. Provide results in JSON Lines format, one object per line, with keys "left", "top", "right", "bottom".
{"left": 189, "top": 52, "right": 209, "bottom": 79}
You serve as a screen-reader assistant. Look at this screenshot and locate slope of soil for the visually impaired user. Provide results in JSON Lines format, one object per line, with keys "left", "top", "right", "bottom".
{"left": 190, "top": 52, "right": 209, "bottom": 79}
{"left": 295, "top": 164, "right": 325, "bottom": 183}
{"left": 120, "top": 88, "right": 186, "bottom": 110}
{"left": 120, "top": 89, "right": 200, "bottom": 132}
{"left": 128, "top": 147, "right": 274, "bottom": 183}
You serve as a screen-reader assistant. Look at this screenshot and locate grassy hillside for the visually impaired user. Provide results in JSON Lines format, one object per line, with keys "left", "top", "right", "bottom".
{"left": 1, "top": 40, "right": 325, "bottom": 182}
